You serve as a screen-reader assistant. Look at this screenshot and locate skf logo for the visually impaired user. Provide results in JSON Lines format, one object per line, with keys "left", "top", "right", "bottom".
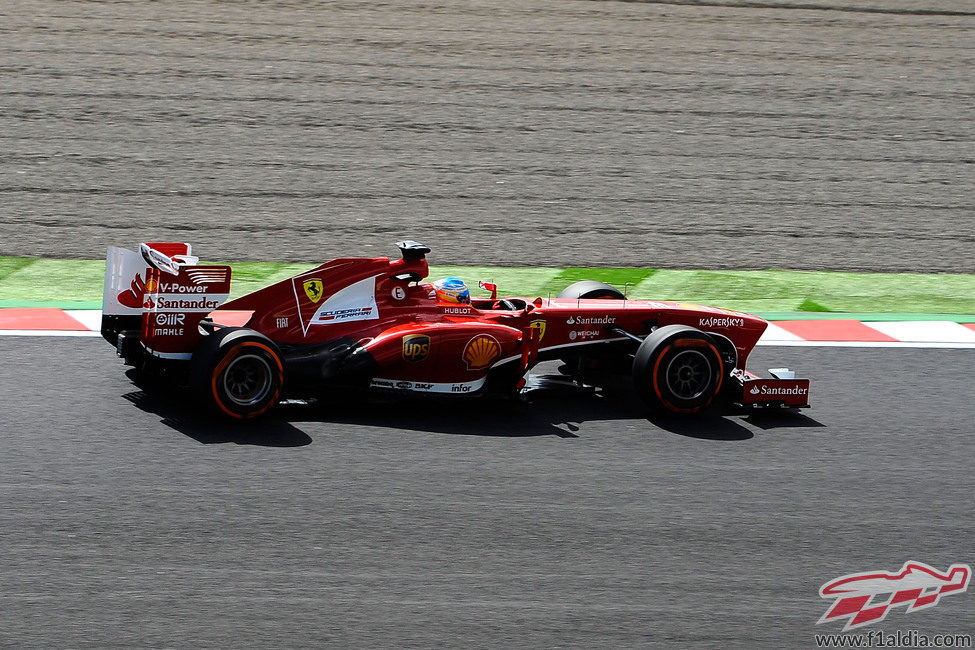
{"left": 463, "top": 334, "right": 501, "bottom": 370}
{"left": 529, "top": 319, "right": 547, "bottom": 340}
{"left": 402, "top": 334, "right": 431, "bottom": 362}
{"left": 303, "top": 278, "right": 324, "bottom": 303}
{"left": 818, "top": 561, "right": 970, "bottom": 631}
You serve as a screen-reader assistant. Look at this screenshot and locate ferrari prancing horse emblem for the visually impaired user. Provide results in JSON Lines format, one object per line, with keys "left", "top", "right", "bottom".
{"left": 303, "top": 278, "right": 324, "bottom": 303}
{"left": 529, "top": 319, "right": 547, "bottom": 340}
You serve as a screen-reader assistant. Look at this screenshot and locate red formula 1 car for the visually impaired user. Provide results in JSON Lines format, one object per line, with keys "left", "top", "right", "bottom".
{"left": 101, "top": 241, "right": 810, "bottom": 419}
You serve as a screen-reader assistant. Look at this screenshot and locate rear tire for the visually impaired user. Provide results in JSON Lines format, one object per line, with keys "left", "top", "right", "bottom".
{"left": 632, "top": 325, "right": 723, "bottom": 415}
{"left": 191, "top": 328, "right": 284, "bottom": 419}
{"left": 557, "top": 280, "right": 625, "bottom": 300}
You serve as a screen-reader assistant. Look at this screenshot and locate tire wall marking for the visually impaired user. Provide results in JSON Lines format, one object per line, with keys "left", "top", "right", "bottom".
{"left": 210, "top": 341, "right": 283, "bottom": 419}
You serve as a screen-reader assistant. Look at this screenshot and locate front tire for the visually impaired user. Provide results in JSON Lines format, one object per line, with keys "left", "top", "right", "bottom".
{"left": 191, "top": 328, "right": 284, "bottom": 419}
{"left": 557, "top": 280, "right": 625, "bottom": 300}
{"left": 632, "top": 325, "right": 724, "bottom": 415}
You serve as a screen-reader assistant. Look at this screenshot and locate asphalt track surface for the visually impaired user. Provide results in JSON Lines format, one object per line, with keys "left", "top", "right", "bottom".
{"left": 2, "top": 0, "right": 974, "bottom": 271}
{"left": 1, "top": 337, "right": 973, "bottom": 647}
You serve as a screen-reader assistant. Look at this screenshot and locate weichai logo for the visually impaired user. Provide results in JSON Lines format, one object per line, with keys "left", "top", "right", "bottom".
{"left": 402, "top": 334, "right": 431, "bottom": 362}
{"left": 818, "top": 561, "right": 971, "bottom": 631}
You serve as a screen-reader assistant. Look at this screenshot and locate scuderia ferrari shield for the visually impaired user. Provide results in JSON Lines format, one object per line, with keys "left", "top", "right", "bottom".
{"left": 307, "top": 275, "right": 379, "bottom": 330}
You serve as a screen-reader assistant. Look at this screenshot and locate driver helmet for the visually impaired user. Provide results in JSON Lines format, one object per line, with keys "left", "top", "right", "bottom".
{"left": 433, "top": 277, "right": 470, "bottom": 303}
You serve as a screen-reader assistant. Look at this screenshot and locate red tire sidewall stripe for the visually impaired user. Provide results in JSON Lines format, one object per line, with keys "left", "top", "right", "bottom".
{"left": 211, "top": 341, "right": 284, "bottom": 419}
{"left": 651, "top": 339, "right": 723, "bottom": 414}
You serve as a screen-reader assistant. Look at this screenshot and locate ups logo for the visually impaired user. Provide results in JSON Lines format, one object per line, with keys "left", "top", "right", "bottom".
{"left": 402, "top": 334, "right": 431, "bottom": 362}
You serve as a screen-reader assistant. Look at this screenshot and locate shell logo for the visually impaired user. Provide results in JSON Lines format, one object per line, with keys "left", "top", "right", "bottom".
{"left": 463, "top": 334, "right": 501, "bottom": 370}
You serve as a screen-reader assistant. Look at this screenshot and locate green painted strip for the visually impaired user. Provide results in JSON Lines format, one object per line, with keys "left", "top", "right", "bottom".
{"left": 1, "top": 256, "right": 973, "bottom": 319}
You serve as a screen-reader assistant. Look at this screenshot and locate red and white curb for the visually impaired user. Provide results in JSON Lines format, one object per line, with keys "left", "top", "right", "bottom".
{"left": 760, "top": 320, "right": 975, "bottom": 348}
{"left": 0, "top": 308, "right": 105, "bottom": 337}
{"left": 0, "top": 309, "right": 974, "bottom": 348}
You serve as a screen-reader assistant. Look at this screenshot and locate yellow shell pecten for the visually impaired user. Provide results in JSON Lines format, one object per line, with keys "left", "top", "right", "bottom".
{"left": 464, "top": 335, "right": 500, "bottom": 370}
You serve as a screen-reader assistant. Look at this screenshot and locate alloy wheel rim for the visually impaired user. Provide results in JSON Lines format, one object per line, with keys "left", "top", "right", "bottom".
{"left": 664, "top": 349, "right": 712, "bottom": 400}
{"left": 222, "top": 354, "right": 273, "bottom": 406}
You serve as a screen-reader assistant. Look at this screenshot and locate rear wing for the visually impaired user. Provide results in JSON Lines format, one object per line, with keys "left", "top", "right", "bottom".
{"left": 102, "top": 243, "right": 231, "bottom": 359}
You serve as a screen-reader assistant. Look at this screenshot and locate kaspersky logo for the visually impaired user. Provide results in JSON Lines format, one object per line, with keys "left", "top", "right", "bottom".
{"left": 818, "top": 561, "right": 970, "bottom": 631}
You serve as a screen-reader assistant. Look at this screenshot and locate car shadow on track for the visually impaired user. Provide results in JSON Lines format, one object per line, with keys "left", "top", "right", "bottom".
{"left": 122, "top": 383, "right": 638, "bottom": 442}
{"left": 122, "top": 389, "right": 313, "bottom": 447}
{"left": 740, "top": 411, "right": 826, "bottom": 431}
{"left": 650, "top": 407, "right": 826, "bottom": 441}
{"left": 120, "top": 372, "right": 824, "bottom": 445}
{"left": 290, "top": 391, "right": 640, "bottom": 439}
{"left": 648, "top": 411, "right": 756, "bottom": 441}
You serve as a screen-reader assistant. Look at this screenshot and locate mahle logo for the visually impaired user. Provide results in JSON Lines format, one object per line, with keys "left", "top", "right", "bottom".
{"left": 303, "top": 278, "right": 324, "bottom": 303}
{"left": 818, "top": 561, "right": 970, "bottom": 631}
{"left": 402, "top": 334, "right": 431, "bottom": 363}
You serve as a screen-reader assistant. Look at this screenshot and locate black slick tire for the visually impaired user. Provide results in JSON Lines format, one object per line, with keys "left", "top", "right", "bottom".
{"left": 557, "top": 280, "right": 625, "bottom": 300}
{"left": 190, "top": 328, "right": 284, "bottom": 420}
{"left": 632, "top": 325, "right": 724, "bottom": 415}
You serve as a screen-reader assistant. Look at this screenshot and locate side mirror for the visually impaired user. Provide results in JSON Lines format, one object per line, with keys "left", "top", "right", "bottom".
{"left": 478, "top": 281, "right": 497, "bottom": 300}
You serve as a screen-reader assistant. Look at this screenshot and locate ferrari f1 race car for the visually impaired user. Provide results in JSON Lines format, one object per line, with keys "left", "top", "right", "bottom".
{"left": 101, "top": 241, "right": 810, "bottom": 420}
